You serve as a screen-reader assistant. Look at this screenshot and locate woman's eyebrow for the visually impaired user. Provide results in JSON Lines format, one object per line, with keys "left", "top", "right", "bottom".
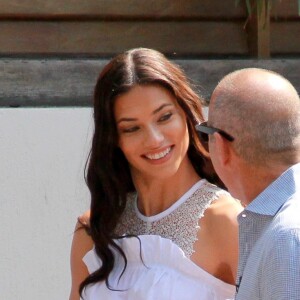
{"left": 117, "top": 117, "right": 137, "bottom": 124}
{"left": 152, "top": 103, "right": 173, "bottom": 115}
{"left": 117, "top": 103, "right": 173, "bottom": 124}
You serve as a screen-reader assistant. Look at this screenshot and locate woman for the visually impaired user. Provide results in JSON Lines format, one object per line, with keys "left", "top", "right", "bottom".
{"left": 69, "top": 48, "right": 242, "bottom": 300}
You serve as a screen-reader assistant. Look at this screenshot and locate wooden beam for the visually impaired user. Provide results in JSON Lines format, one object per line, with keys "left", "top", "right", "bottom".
{"left": 1, "top": 58, "right": 299, "bottom": 107}
{"left": 0, "top": 0, "right": 298, "bottom": 19}
{"left": 246, "top": 0, "right": 271, "bottom": 58}
{"left": 271, "top": 0, "right": 300, "bottom": 18}
{"left": 0, "top": 0, "right": 246, "bottom": 19}
{"left": 0, "top": 21, "right": 247, "bottom": 56}
{"left": 271, "top": 22, "right": 300, "bottom": 54}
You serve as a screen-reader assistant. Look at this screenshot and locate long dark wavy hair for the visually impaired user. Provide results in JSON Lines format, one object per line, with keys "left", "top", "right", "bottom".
{"left": 79, "top": 48, "right": 220, "bottom": 296}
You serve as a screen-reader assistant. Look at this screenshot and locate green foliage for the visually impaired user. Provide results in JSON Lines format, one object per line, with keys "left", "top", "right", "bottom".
{"left": 235, "top": 0, "right": 300, "bottom": 17}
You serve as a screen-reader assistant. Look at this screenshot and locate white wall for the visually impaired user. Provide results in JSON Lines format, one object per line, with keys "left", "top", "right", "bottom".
{"left": 0, "top": 108, "right": 93, "bottom": 300}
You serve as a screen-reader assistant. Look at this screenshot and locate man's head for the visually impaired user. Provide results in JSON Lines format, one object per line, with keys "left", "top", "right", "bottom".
{"left": 207, "top": 68, "right": 300, "bottom": 202}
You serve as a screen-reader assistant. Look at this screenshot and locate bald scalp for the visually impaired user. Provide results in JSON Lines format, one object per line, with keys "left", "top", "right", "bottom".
{"left": 209, "top": 68, "right": 300, "bottom": 166}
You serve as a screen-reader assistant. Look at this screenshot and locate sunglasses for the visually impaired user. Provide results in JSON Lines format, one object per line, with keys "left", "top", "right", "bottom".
{"left": 195, "top": 121, "right": 235, "bottom": 143}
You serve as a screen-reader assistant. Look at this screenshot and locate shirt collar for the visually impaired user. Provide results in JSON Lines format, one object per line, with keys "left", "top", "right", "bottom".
{"left": 245, "top": 163, "right": 300, "bottom": 216}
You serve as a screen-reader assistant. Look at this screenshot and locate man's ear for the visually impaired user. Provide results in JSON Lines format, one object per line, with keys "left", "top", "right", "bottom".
{"left": 213, "top": 132, "right": 231, "bottom": 166}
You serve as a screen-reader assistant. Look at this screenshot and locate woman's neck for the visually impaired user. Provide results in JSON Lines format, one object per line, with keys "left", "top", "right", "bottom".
{"left": 133, "top": 159, "right": 201, "bottom": 216}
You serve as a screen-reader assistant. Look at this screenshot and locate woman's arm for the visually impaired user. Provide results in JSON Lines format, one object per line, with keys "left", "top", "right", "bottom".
{"left": 195, "top": 194, "right": 243, "bottom": 285}
{"left": 69, "top": 212, "right": 93, "bottom": 300}
{"left": 210, "top": 195, "right": 243, "bottom": 284}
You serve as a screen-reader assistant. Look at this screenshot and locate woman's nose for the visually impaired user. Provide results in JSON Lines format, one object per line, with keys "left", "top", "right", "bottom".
{"left": 144, "top": 126, "right": 164, "bottom": 148}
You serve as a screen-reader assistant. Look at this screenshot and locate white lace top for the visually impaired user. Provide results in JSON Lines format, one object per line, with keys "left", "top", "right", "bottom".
{"left": 115, "top": 179, "right": 228, "bottom": 257}
{"left": 82, "top": 179, "right": 235, "bottom": 300}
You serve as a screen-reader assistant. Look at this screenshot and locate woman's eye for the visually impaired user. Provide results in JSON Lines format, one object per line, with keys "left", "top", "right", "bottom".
{"left": 159, "top": 112, "right": 172, "bottom": 122}
{"left": 122, "top": 126, "right": 139, "bottom": 133}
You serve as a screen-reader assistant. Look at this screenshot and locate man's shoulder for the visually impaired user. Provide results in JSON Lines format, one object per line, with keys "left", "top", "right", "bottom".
{"left": 261, "top": 196, "right": 300, "bottom": 238}
{"left": 274, "top": 194, "right": 300, "bottom": 230}
{"left": 244, "top": 199, "right": 300, "bottom": 262}
{"left": 238, "top": 215, "right": 300, "bottom": 300}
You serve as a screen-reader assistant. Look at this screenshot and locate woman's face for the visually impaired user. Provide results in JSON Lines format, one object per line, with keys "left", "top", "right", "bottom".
{"left": 114, "top": 84, "right": 190, "bottom": 180}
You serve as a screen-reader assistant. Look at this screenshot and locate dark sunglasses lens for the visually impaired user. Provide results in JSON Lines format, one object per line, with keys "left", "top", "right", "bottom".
{"left": 198, "top": 131, "right": 208, "bottom": 142}
{"left": 197, "top": 131, "right": 209, "bottom": 151}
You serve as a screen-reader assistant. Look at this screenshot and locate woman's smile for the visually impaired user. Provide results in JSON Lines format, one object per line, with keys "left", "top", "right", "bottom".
{"left": 143, "top": 146, "right": 173, "bottom": 163}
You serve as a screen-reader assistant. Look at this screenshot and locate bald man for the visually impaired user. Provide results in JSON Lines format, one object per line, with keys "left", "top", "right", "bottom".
{"left": 196, "top": 68, "right": 300, "bottom": 299}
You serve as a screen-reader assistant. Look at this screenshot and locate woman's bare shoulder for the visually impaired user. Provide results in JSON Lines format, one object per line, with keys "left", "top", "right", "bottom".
{"left": 200, "top": 194, "right": 243, "bottom": 283}
{"left": 71, "top": 210, "right": 93, "bottom": 262}
{"left": 69, "top": 211, "right": 93, "bottom": 300}
{"left": 78, "top": 209, "right": 91, "bottom": 227}
{"left": 201, "top": 193, "right": 243, "bottom": 256}
{"left": 205, "top": 193, "right": 243, "bottom": 222}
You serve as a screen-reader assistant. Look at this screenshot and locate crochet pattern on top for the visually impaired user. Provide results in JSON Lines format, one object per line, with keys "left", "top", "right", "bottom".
{"left": 115, "top": 180, "right": 228, "bottom": 257}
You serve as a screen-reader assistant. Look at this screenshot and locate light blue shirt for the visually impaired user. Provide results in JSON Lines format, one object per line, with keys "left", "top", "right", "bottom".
{"left": 236, "top": 163, "right": 300, "bottom": 300}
